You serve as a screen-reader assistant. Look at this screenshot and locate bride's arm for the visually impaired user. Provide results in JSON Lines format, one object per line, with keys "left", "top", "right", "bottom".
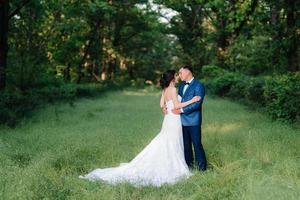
{"left": 160, "top": 91, "right": 165, "bottom": 108}
{"left": 171, "top": 87, "right": 200, "bottom": 109}
{"left": 160, "top": 91, "right": 168, "bottom": 114}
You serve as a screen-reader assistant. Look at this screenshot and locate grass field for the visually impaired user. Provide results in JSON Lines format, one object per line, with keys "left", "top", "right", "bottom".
{"left": 0, "top": 87, "right": 299, "bottom": 200}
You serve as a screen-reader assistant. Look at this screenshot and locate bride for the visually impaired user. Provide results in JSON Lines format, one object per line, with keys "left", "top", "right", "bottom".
{"left": 79, "top": 70, "right": 201, "bottom": 187}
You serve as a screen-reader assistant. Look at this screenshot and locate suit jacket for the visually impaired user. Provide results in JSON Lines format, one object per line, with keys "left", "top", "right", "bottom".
{"left": 178, "top": 79, "right": 205, "bottom": 126}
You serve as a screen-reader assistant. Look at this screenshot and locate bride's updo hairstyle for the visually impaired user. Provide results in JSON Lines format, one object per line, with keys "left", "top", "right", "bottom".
{"left": 159, "top": 70, "right": 176, "bottom": 89}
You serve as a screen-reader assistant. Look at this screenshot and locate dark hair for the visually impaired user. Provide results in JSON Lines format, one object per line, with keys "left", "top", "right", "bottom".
{"left": 182, "top": 65, "right": 193, "bottom": 73}
{"left": 159, "top": 70, "right": 176, "bottom": 89}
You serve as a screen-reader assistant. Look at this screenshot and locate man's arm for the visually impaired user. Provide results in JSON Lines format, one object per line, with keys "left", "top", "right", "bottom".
{"left": 182, "top": 83, "right": 205, "bottom": 114}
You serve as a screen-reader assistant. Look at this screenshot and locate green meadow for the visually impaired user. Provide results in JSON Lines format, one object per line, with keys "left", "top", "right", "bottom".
{"left": 1, "top": 88, "right": 299, "bottom": 200}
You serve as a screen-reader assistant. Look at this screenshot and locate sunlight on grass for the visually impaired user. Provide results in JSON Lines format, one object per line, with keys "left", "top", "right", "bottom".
{"left": 205, "top": 122, "right": 244, "bottom": 134}
{"left": 0, "top": 88, "right": 299, "bottom": 199}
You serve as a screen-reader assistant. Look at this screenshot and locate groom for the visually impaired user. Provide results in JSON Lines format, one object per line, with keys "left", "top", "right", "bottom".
{"left": 172, "top": 65, "right": 207, "bottom": 171}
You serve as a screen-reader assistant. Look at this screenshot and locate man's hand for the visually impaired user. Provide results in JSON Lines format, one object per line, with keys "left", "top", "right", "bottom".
{"left": 161, "top": 105, "right": 168, "bottom": 115}
{"left": 172, "top": 108, "right": 182, "bottom": 115}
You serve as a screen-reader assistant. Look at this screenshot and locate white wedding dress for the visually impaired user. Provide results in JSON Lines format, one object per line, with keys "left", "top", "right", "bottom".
{"left": 79, "top": 96, "right": 192, "bottom": 187}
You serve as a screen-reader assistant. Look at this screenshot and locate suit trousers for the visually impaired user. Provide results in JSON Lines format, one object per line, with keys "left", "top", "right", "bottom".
{"left": 182, "top": 125, "right": 207, "bottom": 171}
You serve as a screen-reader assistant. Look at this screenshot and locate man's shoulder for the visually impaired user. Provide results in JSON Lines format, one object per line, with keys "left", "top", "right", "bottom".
{"left": 193, "top": 79, "right": 204, "bottom": 87}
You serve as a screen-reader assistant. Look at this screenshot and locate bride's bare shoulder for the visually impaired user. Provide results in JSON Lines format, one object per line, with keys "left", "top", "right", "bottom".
{"left": 168, "top": 86, "right": 177, "bottom": 96}
{"left": 170, "top": 86, "right": 177, "bottom": 92}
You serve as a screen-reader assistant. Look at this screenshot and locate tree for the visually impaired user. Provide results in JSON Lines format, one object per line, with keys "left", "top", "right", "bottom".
{"left": 202, "top": 0, "right": 259, "bottom": 67}
{"left": 0, "top": 0, "right": 31, "bottom": 90}
{"left": 0, "top": 0, "right": 9, "bottom": 90}
{"left": 154, "top": 0, "right": 207, "bottom": 69}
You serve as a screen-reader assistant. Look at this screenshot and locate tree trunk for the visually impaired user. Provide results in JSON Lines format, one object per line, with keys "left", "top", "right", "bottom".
{"left": 0, "top": 0, "right": 9, "bottom": 90}
{"left": 77, "top": 19, "right": 103, "bottom": 83}
{"left": 77, "top": 39, "right": 92, "bottom": 84}
{"left": 63, "top": 63, "right": 71, "bottom": 82}
{"left": 270, "top": 3, "right": 281, "bottom": 70}
{"left": 101, "top": 60, "right": 107, "bottom": 81}
{"left": 216, "top": 16, "right": 228, "bottom": 68}
{"left": 285, "top": 0, "right": 298, "bottom": 72}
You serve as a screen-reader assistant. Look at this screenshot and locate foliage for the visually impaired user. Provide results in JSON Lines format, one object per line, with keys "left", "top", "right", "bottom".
{"left": 0, "top": 0, "right": 299, "bottom": 124}
{"left": 0, "top": 81, "right": 124, "bottom": 127}
{"left": 226, "top": 36, "right": 274, "bottom": 75}
{"left": 264, "top": 73, "right": 300, "bottom": 121}
{"left": 202, "top": 65, "right": 300, "bottom": 122}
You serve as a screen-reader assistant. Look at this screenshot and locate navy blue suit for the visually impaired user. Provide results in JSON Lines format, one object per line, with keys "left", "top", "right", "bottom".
{"left": 178, "top": 78, "right": 207, "bottom": 171}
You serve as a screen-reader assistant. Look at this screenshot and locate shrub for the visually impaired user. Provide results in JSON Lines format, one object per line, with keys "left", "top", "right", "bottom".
{"left": 201, "top": 65, "right": 225, "bottom": 79}
{"left": 244, "top": 77, "right": 266, "bottom": 105}
{"left": 264, "top": 73, "right": 300, "bottom": 121}
{"left": 0, "top": 91, "right": 37, "bottom": 127}
{"left": 130, "top": 78, "right": 146, "bottom": 88}
{"left": 202, "top": 65, "right": 248, "bottom": 98}
{"left": 206, "top": 72, "right": 240, "bottom": 97}
{"left": 202, "top": 66, "right": 300, "bottom": 122}
{"left": 0, "top": 82, "right": 120, "bottom": 127}
{"left": 227, "top": 74, "right": 249, "bottom": 99}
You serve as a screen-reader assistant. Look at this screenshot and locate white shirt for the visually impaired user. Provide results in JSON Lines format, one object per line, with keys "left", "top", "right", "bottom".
{"left": 181, "top": 77, "right": 194, "bottom": 113}
{"left": 183, "top": 77, "right": 194, "bottom": 95}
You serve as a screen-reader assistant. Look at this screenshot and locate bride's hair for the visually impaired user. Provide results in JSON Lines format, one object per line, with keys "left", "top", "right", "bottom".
{"left": 159, "top": 70, "right": 176, "bottom": 89}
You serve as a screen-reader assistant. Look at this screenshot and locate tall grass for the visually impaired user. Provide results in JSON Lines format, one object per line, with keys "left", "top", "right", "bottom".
{"left": 0, "top": 87, "right": 299, "bottom": 199}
